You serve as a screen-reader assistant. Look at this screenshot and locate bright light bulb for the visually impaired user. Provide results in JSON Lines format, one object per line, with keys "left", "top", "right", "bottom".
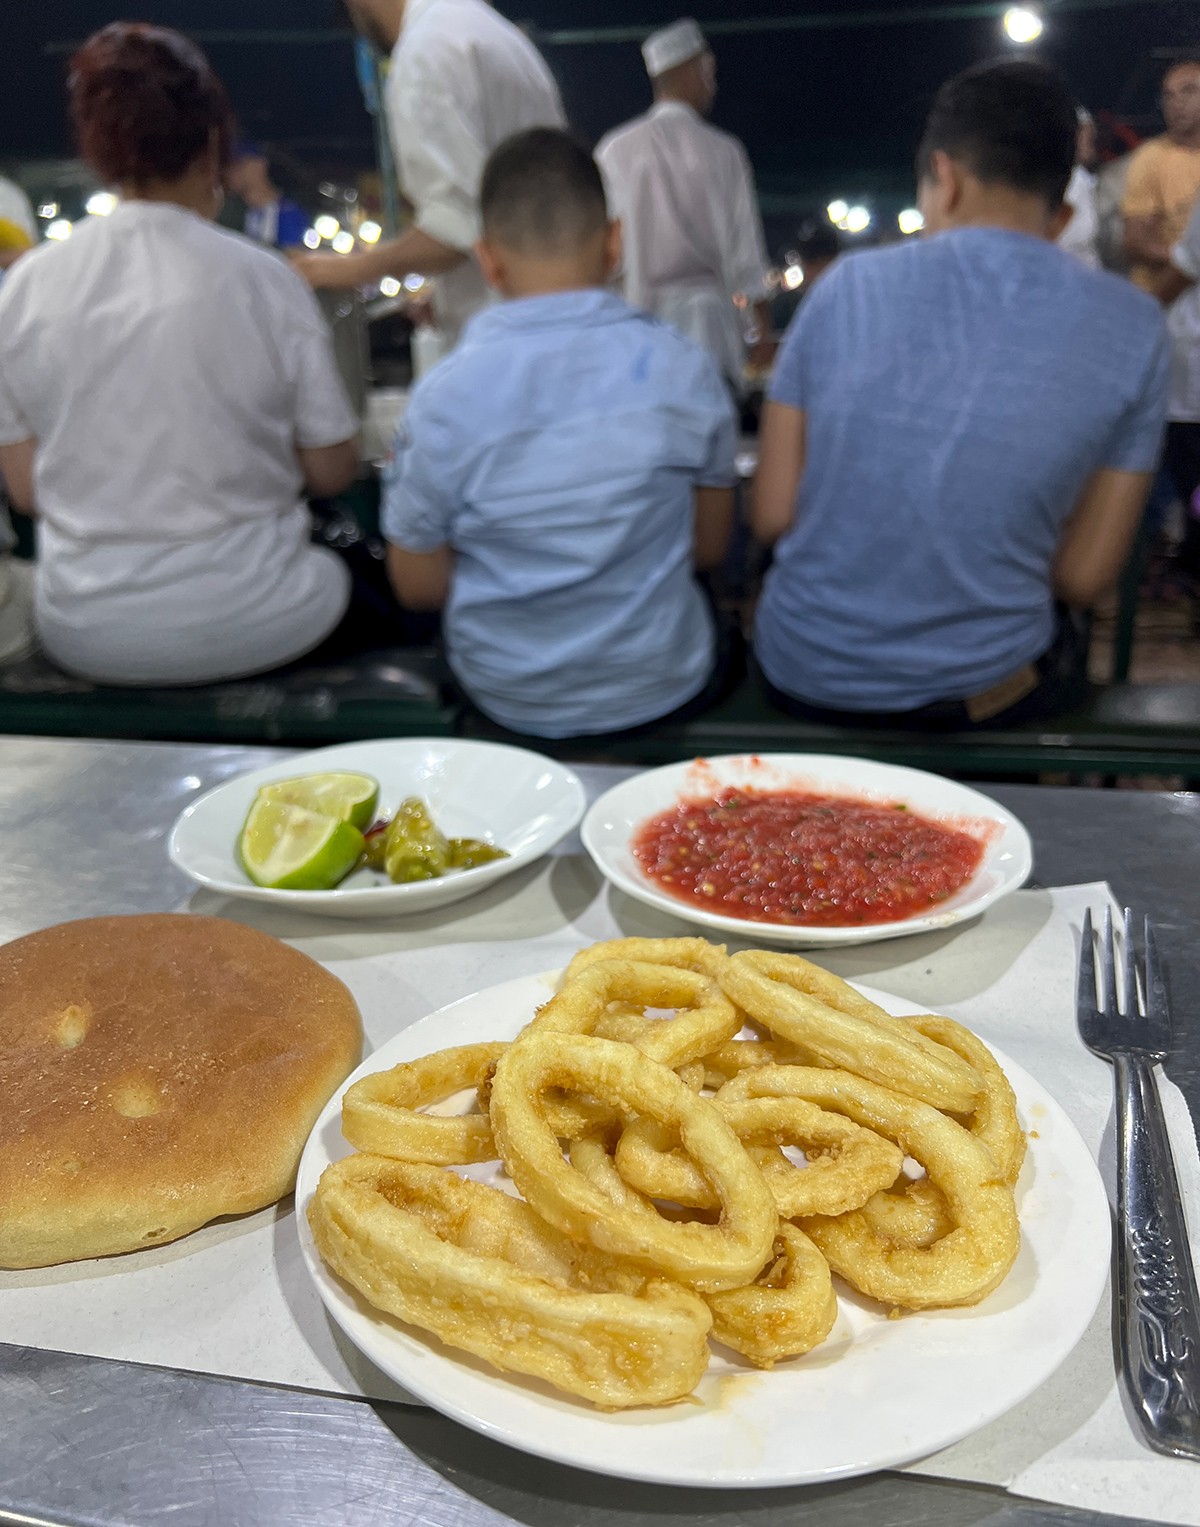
{"left": 826, "top": 199, "right": 849, "bottom": 224}
{"left": 359, "top": 220, "right": 382, "bottom": 245}
{"left": 38, "top": 201, "right": 58, "bottom": 220}
{"left": 86, "top": 191, "right": 118, "bottom": 217}
{"left": 898, "top": 208, "right": 925, "bottom": 235}
{"left": 331, "top": 230, "right": 356, "bottom": 254}
{"left": 783, "top": 265, "right": 804, "bottom": 290}
{"left": 314, "top": 214, "right": 340, "bottom": 241}
{"left": 302, "top": 228, "right": 321, "bottom": 249}
{"left": 403, "top": 273, "right": 426, "bottom": 292}
{"left": 844, "top": 206, "right": 871, "bottom": 234}
{"left": 1003, "top": 7, "right": 1043, "bottom": 43}
{"left": 379, "top": 276, "right": 402, "bottom": 297}
{"left": 45, "top": 219, "right": 72, "bottom": 241}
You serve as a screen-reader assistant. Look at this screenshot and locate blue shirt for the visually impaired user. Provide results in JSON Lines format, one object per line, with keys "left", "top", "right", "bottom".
{"left": 382, "top": 289, "right": 736, "bottom": 737}
{"left": 756, "top": 228, "right": 1170, "bottom": 712}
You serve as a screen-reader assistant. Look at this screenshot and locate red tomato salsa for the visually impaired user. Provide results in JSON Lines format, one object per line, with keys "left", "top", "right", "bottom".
{"left": 632, "top": 788, "right": 986, "bottom": 927}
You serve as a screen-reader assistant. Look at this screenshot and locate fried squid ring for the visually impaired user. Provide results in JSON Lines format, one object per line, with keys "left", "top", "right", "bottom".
{"left": 856, "top": 1018, "right": 1024, "bottom": 1251}
{"left": 698, "top": 1036, "right": 811, "bottom": 1091}
{"left": 562, "top": 936, "right": 732, "bottom": 985}
{"left": 858, "top": 1178, "right": 955, "bottom": 1250}
{"left": 308, "top": 1155, "right": 712, "bottom": 1408}
{"left": 490, "top": 1032, "right": 777, "bottom": 1291}
{"left": 719, "top": 951, "right": 982, "bottom": 1114}
{"left": 705, "top": 1226, "right": 838, "bottom": 1368}
{"left": 907, "top": 1015, "right": 1026, "bottom": 1185}
{"left": 341, "top": 1042, "right": 506, "bottom": 1165}
{"left": 615, "top": 1097, "right": 904, "bottom": 1220}
{"left": 568, "top": 1140, "right": 838, "bottom": 1366}
{"left": 531, "top": 959, "right": 740, "bottom": 1068}
{"left": 718, "top": 1065, "right": 1019, "bottom": 1308}
{"left": 524, "top": 960, "right": 741, "bottom": 1140}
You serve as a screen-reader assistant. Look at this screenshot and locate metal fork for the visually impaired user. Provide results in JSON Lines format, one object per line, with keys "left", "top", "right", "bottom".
{"left": 1078, "top": 907, "right": 1200, "bottom": 1458}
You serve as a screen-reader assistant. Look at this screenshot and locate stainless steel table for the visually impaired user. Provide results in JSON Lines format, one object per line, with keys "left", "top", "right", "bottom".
{"left": 1, "top": 737, "right": 1197, "bottom": 1527}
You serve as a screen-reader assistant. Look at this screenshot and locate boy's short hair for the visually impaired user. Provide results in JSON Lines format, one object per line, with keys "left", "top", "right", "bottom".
{"left": 916, "top": 59, "right": 1077, "bottom": 208}
{"left": 480, "top": 128, "right": 608, "bottom": 255}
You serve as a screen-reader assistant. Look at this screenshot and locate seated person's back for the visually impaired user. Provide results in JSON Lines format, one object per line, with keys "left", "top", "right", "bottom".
{"left": 383, "top": 128, "right": 737, "bottom": 739}
{"left": 753, "top": 59, "right": 1169, "bottom": 724}
{"left": 0, "top": 24, "right": 359, "bottom": 687}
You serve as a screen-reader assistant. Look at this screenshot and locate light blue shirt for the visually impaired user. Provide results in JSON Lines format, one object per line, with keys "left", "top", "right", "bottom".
{"left": 756, "top": 229, "right": 1170, "bottom": 712}
{"left": 383, "top": 289, "right": 736, "bottom": 736}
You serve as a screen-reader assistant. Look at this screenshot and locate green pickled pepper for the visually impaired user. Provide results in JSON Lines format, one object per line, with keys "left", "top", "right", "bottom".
{"left": 447, "top": 836, "right": 510, "bottom": 870}
{"left": 384, "top": 797, "right": 452, "bottom": 882}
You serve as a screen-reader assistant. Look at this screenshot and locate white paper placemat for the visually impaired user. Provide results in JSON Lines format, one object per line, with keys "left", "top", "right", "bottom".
{"left": 2, "top": 872, "right": 1197, "bottom": 1523}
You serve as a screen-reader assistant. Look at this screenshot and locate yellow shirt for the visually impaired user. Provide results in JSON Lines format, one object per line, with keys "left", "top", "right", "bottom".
{"left": 1122, "top": 135, "right": 1200, "bottom": 289}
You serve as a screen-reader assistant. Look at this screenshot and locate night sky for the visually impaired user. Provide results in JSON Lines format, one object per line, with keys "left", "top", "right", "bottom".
{"left": 3, "top": 1, "right": 1199, "bottom": 222}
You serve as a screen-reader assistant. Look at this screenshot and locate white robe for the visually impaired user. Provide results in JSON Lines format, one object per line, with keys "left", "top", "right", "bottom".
{"left": 385, "top": 0, "right": 565, "bottom": 347}
{"left": 596, "top": 99, "right": 772, "bottom": 380}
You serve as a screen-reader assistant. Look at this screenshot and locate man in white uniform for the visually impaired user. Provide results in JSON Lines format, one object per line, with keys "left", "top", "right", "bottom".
{"left": 596, "top": 18, "right": 774, "bottom": 384}
{"left": 295, "top": 0, "right": 565, "bottom": 346}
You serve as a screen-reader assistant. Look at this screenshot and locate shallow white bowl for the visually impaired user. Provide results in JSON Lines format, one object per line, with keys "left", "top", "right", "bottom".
{"left": 168, "top": 738, "right": 585, "bottom": 919}
{"left": 581, "top": 753, "right": 1032, "bottom": 947}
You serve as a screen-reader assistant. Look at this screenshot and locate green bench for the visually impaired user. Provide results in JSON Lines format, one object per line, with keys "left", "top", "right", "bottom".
{"left": 1, "top": 645, "right": 1196, "bottom": 781}
{"left": 460, "top": 677, "right": 1200, "bottom": 781}
{"left": 0, "top": 647, "right": 456, "bottom": 745}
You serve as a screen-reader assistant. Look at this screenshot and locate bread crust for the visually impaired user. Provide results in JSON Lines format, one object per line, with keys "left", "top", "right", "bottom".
{"left": 1, "top": 914, "right": 362, "bottom": 1268}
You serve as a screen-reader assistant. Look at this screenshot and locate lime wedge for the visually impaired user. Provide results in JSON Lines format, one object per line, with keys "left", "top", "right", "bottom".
{"left": 238, "top": 798, "right": 365, "bottom": 890}
{"left": 257, "top": 772, "right": 379, "bottom": 830}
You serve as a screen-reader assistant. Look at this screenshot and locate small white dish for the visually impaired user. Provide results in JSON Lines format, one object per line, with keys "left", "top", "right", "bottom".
{"left": 168, "top": 739, "right": 585, "bottom": 920}
{"left": 295, "top": 970, "right": 1110, "bottom": 1490}
{"left": 581, "top": 753, "right": 1033, "bottom": 947}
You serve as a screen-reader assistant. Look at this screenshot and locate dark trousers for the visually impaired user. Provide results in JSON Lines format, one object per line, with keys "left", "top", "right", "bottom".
{"left": 302, "top": 500, "right": 440, "bottom": 663}
{"left": 1166, "top": 422, "right": 1200, "bottom": 581}
{"left": 761, "top": 607, "right": 1092, "bottom": 733}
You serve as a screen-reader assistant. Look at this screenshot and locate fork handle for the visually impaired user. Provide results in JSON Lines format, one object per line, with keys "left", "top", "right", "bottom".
{"left": 1113, "top": 1052, "right": 1200, "bottom": 1458}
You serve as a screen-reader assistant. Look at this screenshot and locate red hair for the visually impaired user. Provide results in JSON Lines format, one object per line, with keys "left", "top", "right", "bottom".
{"left": 69, "top": 23, "right": 234, "bottom": 186}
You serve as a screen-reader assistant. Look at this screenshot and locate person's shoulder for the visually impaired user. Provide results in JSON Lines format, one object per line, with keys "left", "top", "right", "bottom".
{"left": 615, "top": 303, "right": 731, "bottom": 393}
{"left": 693, "top": 115, "right": 750, "bottom": 162}
{"left": 1125, "top": 135, "right": 1171, "bottom": 177}
{"left": 404, "top": 322, "right": 498, "bottom": 419}
{"left": 1072, "top": 257, "right": 1166, "bottom": 339}
{"left": 398, "top": 0, "right": 524, "bottom": 65}
{"left": 0, "top": 221, "right": 94, "bottom": 310}
{"left": 203, "top": 224, "right": 304, "bottom": 285}
{"left": 596, "top": 112, "right": 652, "bottom": 160}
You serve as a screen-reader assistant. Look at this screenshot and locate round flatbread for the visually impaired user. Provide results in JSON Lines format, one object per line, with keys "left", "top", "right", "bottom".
{"left": 0, "top": 913, "right": 363, "bottom": 1268}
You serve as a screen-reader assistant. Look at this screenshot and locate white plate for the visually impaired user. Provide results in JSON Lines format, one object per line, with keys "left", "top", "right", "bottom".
{"left": 581, "top": 753, "right": 1033, "bottom": 948}
{"left": 168, "top": 739, "right": 585, "bottom": 919}
{"left": 295, "top": 971, "right": 1110, "bottom": 1490}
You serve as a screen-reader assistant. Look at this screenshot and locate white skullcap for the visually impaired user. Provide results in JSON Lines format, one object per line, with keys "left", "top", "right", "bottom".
{"left": 642, "top": 18, "right": 706, "bottom": 78}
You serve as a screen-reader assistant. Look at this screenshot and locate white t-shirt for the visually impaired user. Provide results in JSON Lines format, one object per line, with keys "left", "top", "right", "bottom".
{"left": 0, "top": 202, "right": 358, "bottom": 685}
{"left": 1168, "top": 196, "right": 1200, "bottom": 422}
{"left": 596, "top": 100, "right": 772, "bottom": 379}
{"left": 386, "top": 0, "right": 565, "bottom": 346}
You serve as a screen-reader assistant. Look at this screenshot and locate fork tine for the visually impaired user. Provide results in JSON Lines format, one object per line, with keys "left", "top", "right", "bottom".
{"left": 1121, "top": 907, "right": 1139, "bottom": 1017}
{"left": 1144, "top": 917, "right": 1168, "bottom": 1025}
{"left": 1102, "top": 907, "right": 1118, "bottom": 1015}
{"left": 1079, "top": 907, "right": 1097, "bottom": 1012}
